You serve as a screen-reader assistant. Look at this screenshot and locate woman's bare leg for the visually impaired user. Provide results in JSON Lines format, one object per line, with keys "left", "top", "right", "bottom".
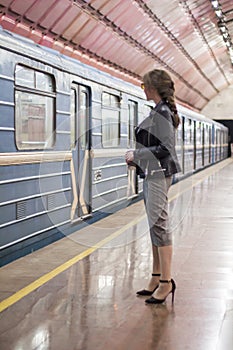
{"left": 146, "top": 244, "right": 160, "bottom": 290}
{"left": 152, "top": 245, "right": 173, "bottom": 298}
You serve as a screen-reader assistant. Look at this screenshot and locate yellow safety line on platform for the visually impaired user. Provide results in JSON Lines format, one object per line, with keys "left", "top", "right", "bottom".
{"left": 0, "top": 215, "right": 145, "bottom": 313}
{"left": 0, "top": 158, "right": 232, "bottom": 313}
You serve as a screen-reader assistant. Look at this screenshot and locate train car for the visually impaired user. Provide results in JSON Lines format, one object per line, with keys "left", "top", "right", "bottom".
{"left": 0, "top": 27, "right": 229, "bottom": 265}
{"left": 176, "top": 106, "right": 229, "bottom": 177}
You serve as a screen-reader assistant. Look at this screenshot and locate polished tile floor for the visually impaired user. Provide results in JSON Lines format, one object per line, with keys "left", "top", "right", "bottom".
{"left": 0, "top": 158, "right": 233, "bottom": 350}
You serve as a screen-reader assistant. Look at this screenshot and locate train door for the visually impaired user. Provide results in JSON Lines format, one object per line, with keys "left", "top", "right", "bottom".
{"left": 220, "top": 130, "right": 223, "bottom": 159}
{"left": 196, "top": 121, "right": 203, "bottom": 168}
{"left": 176, "top": 116, "right": 183, "bottom": 173}
{"left": 205, "top": 124, "right": 211, "bottom": 165}
{"left": 211, "top": 125, "right": 215, "bottom": 163}
{"left": 184, "top": 118, "right": 194, "bottom": 172}
{"left": 194, "top": 120, "right": 197, "bottom": 170}
{"left": 127, "top": 100, "right": 138, "bottom": 198}
{"left": 70, "top": 84, "right": 91, "bottom": 221}
{"left": 181, "top": 116, "right": 185, "bottom": 173}
{"left": 216, "top": 129, "right": 219, "bottom": 161}
{"left": 202, "top": 123, "right": 206, "bottom": 166}
{"left": 202, "top": 123, "right": 205, "bottom": 166}
{"left": 208, "top": 125, "right": 212, "bottom": 163}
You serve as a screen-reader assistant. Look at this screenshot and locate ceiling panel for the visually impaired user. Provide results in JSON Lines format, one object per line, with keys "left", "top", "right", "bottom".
{"left": 40, "top": 2, "right": 73, "bottom": 30}
{"left": 10, "top": 0, "right": 35, "bottom": 14}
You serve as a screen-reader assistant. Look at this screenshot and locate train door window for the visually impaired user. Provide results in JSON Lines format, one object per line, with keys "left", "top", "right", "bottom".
{"left": 70, "top": 86, "right": 90, "bottom": 149}
{"left": 196, "top": 122, "right": 202, "bottom": 146}
{"left": 183, "top": 118, "right": 194, "bottom": 171}
{"left": 70, "top": 89, "right": 76, "bottom": 149}
{"left": 80, "top": 88, "right": 89, "bottom": 149}
{"left": 128, "top": 100, "right": 137, "bottom": 148}
{"left": 15, "top": 65, "right": 55, "bottom": 150}
{"left": 175, "top": 122, "right": 182, "bottom": 174}
{"left": 184, "top": 119, "right": 193, "bottom": 145}
{"left": 176, "top": 114, "right": 182, "bottom": 144}
{"left": 102, "top": 92, "right": 120, "bottom": 148}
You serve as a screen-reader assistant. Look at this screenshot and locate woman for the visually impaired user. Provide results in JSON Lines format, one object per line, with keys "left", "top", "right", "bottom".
{"left": 125, "top": 69, "right": 181, "bottom": 304}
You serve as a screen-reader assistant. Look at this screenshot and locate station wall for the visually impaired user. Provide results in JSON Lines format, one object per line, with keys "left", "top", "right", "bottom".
{"left": 201, "top": 85, "right": 233, "bottom": 120}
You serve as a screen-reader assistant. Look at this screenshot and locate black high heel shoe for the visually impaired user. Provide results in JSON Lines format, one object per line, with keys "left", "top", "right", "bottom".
{"left": 136, "top": 273, "right": 160, "bottom": 296}
{"left": 145, "top": 279, "right": 176, "bottom": 304}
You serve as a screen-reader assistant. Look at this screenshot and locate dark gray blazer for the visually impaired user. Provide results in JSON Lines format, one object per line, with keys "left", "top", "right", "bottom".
{"left": 133, "top": 100, "right": 181, "bottom": 178}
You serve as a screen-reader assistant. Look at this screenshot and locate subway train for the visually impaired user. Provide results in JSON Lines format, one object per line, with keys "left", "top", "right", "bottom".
{"left": 0, "top": 26, "right": 229, "bottom": 265}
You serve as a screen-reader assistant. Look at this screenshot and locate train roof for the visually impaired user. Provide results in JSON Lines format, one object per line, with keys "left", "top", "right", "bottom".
{"left": 178, "top": 104, "right": 228, "bottom": 130}
{"left": 0, "top": 26, "right": 142, "bottom": 97}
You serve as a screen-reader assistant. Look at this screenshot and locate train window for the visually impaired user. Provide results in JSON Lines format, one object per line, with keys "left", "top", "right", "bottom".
{"left": 70, "top": 85, "right": 90, "bottom": 150}
{"left": 15, "top": 67, "right": 34, "bottom": 88}
{"left": 102, "top": 92, "right": 120, "bottom": 148}
{"left": 102, "top": 92, "right": 120, "bottom": 108}
{"left": 128, "top": 101, "right": 137, "bottom": 148}
{"left": 176, "top": 121, "right": 182, "bottom": 145}
{"left": 205, "top": 124, "right": 210, "bottom": 144}
{"left": 16, "top": 67, "right": 54, "bottom": 92}
{"left": 15, "top": 65, "right": 55, "bottom": 150}
{"left": 184, "top": 118, "right": 193, "bottom": 145}
{"left": 36, "top": 71, "right": 54, "bottom": 92}
{"left": 196, "top": 122, "right": 202, "bottom": 145}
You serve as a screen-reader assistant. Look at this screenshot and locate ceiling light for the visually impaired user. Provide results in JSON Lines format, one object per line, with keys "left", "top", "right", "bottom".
{"left": 219, "top": 25, "right": 226, "bottom": 32}
{"left": 211, "top": 0, "right": 233, "bottom": 65}
{"left": 211, "top": 0, "right": 219, "bottom": 8}
{"left": 215, "top": 9, "right": 222, "bottom": 18}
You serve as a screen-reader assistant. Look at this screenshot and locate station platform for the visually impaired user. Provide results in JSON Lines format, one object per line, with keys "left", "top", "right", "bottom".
{"left": 0, "top": 158, "right": 233, "bottom": 350}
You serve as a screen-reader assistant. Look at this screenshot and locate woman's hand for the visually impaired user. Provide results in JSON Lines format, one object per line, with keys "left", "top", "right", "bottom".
{"left": 125, "top": 150, "right": 134, "bottom": 164}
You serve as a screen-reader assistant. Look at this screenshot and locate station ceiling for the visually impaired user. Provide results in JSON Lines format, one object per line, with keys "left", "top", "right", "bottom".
{"left": 0, "top": 0, "right": 233, "bottom": 111}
